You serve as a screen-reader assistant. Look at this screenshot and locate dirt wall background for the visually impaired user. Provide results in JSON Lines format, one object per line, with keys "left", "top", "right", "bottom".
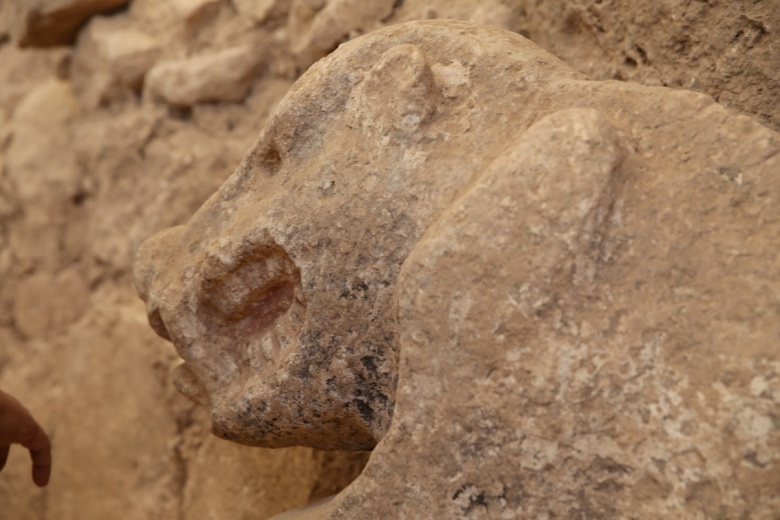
{"left": 0, "top": 1, "right": 777, "bottom": 518}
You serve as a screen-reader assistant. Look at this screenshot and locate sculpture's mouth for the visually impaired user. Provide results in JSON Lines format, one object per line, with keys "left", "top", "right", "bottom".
{"left": 165, "top": 249, "right": 306, "bottom": 407}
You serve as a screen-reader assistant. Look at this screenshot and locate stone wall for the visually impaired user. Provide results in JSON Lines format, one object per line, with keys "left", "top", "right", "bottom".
{"left": 0, "top": 1, "right": 777, "bottom": 519}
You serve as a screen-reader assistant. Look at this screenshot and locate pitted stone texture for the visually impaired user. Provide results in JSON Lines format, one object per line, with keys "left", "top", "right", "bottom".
{"left": 145, "top": 45, "right": 264, "bottom": 107}
{"left": 135, "top": 20, "right": 780, "bottom": 518}
{"left": 507, "top": 0, "right": 780, "bottom": 133}
{"left": 371, "top": 103, "right": 780, "bottom": 519}
{"left": 3, "top": 79, "right": 84, "bottom": 280}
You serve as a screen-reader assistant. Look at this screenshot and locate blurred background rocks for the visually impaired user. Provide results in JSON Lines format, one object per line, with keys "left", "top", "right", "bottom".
{"left": 0, "top": 0, "right": 777, "bottom": 518}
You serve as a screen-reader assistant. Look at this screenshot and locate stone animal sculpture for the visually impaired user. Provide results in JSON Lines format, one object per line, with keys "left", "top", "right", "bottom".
{"left": 135, "top": 20, "right": 779, "bottom": 519}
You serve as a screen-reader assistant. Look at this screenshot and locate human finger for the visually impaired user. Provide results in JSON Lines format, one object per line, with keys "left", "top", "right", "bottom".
{"left": 0, "top": 445, "right": 9, "bottom": 472}
{"left": 31, "top": 448, "right": 51, "bottom": 487}
{"left": 22, "top": 424, "right": 51, "bottom": 487}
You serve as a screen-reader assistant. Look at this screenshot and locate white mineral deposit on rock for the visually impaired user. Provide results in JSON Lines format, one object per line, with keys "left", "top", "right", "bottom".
{"left": 134, "top": 20, "right": 780, "bottom": 519}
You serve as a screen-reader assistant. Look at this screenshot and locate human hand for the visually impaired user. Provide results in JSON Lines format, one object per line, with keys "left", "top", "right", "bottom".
{"left": 0, "top": 389, "right": 51, "bottom": 487}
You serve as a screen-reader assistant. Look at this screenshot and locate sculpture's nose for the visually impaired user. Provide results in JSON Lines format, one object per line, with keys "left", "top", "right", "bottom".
{"left": 133, "top": 225, "right": 186, "bottom": 341}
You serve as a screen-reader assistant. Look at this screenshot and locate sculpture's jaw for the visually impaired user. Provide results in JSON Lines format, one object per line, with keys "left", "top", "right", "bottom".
{"left": 133, "top": 214, "right": 388, "bottom": 450}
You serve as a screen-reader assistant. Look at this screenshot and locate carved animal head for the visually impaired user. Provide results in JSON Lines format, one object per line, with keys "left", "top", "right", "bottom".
{"left": 133, "top": 20, "right": 583, "bottom": 450}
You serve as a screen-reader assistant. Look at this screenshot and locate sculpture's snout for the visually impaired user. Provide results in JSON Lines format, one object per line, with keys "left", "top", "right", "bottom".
{"left": 133, "top": 225, "right": 186, "bottom": 342}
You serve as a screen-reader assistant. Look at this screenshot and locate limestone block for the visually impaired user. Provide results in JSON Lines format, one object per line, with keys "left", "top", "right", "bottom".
{"left": 15, "top": 0, "right": 131, "bottom": 47}
{"left": 4, "top": 79, "right": 81, "bottom": 272}
{"left": 133, "top": 20, "right": 780, "bottom": 519}
{"left": 233, "top": 0, "right": 276, "bottom": 23}
{"left": 145, "top": 45, "right": 264, "bottom": 107}
{"left": 71, "top": 15, "right": 161, "bottom": 108}
{"left": 0, "top": 40, "right": 70, "bottom": 121}
{"left": 6, "top": 79, "right": 80, "bottom": 200}
{"left": 288, "top": 0, "right": 395, "bottom": 69}
{"left": 170, "top": 0, "right": 221, "bottom": 29}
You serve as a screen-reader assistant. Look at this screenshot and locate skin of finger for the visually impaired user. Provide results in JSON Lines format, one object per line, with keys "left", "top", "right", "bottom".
{"left": 0, "top": 397, "right": 20, "bottom": 443}
{"left": 24, "top": 422, "right": 52, "bottom": 487}
{"left": 32, "top": 459, "right": 51, "bottom": 487}
{"left": 29, "top": 431, "right": 51, "bottom": 477}
{"left": 0, "top": 390, "right": 52, "bottom": 486}
{"left": 0, "top": 390, "right": 32, "bottom": 445}
{"left": 0, "top": 391, "right": 48, "bottom": 450}
{"left": 0, "top": 445, "right": 9, "bottom": 472}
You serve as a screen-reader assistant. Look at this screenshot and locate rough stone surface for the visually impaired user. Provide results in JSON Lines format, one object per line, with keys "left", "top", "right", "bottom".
{"left": 0, "top": 1, "right": 778, "bottom": 519}
{"left": 135, "top": 20, "right": 780, "bottom": 519}
{"left": 145, "top": 44, "right": 265, "bottom": 107}
{"left": 510, "top": 0, "right": 780, "bottom": 133}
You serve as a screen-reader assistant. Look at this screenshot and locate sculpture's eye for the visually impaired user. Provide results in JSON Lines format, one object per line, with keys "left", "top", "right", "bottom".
{"left": 195, "top": 247, "right": 306, "bottom": 369}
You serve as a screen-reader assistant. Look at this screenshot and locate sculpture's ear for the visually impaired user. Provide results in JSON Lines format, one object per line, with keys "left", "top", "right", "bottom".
{"left": 346, "top": 44, "right": 439, "bottom": 134}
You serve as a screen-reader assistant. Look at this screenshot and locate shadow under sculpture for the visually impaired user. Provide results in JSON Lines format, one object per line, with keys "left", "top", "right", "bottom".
{"left": 134, "top": 20, "right": 780, "bottom": 519}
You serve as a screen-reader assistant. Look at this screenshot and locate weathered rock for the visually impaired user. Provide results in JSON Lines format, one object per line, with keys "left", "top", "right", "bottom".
{"left": 2, "top": 0, "right": 780, "bottom": 519}
{"left": 13, "top": 0, "right": 131, "bottom": 47}
{"left": 391, "top": 0, "right": 515, "bottom": 29}
{"left": 145, "top": 45, "right": 264, "bottom": 107}
{"left": 135, "top": 20, "right": 780, "bottom": 519}
{"left": 506, "top": 0, "right": 780, "bottom": 133}
{"left": 5, "top": 79, "right": 80, "bottom": 200}
{"left": 71, "top": 15, "right": 160, "bottom": 107}
{"left": 170, "top": 0, "right": 221, "bottom": 29}
{"left": 233, "top": 0, "right": 277, "bottom": 24}
{"left": 0, "top": 41, "right": 70, "bottom": 121}
{"left": 3, "top": 79, "right": 82, "bottom": 275}
{"left": 288, "top": 0, "right": 395, "bottom": 69}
